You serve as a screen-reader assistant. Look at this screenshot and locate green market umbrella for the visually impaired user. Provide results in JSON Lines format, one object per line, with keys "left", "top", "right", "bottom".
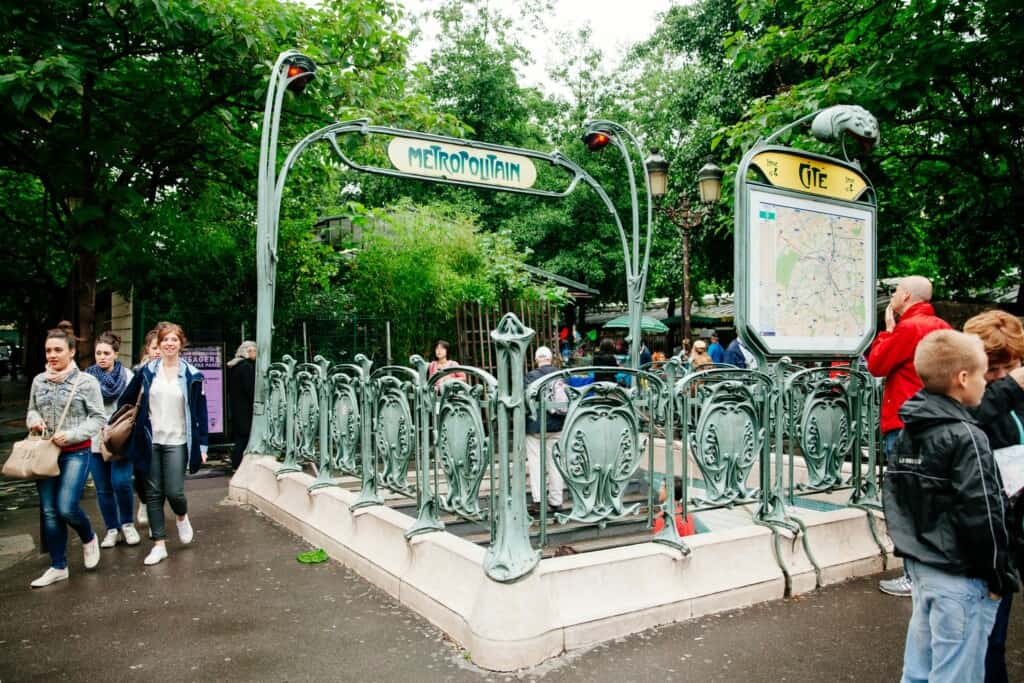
{"left": 602, "top": 315, "right": 669, "bottom": 334}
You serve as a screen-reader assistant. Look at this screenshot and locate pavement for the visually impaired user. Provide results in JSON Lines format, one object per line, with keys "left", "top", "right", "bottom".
{"left": 1, "top": 377, "right": 1022, "bottom": 681}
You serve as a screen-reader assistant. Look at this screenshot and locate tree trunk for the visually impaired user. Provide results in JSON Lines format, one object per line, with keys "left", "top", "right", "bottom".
{"left": 73, "top": 251, "right": 97, "bottom": 365}
{"left": 665, "top": 294, "right": 676, "bottom": 354}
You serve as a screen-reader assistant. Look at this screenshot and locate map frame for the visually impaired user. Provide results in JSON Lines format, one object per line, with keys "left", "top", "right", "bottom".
{"left": 743, "top": 186, "right": 875, "bottom": 355}
{"left": 734, "top": 142, "right": 878, "bottom": 362}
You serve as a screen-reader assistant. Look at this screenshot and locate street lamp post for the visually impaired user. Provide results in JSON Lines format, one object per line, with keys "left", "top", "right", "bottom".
{"left": 646, "top": 153, "right": 723, "bottom": 352}
{"left": 581, "top": 121, "right": 659, "bottom": 370}
{"left": 247, "top": 51, "right": 317, "bottom": 455}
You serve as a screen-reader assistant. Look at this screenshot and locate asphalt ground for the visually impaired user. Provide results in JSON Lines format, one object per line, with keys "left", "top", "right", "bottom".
{"left": 1, "top": 378, "right": 1022, "bottom": 681}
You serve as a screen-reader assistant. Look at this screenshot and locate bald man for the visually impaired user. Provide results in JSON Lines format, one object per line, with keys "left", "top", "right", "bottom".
{"left": 868, "top": 276, "right": 950, "bottom": 597}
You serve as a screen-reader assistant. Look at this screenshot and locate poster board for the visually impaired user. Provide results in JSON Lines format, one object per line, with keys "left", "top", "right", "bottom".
{"left": 182, "top": 344, "right": 226, "bottom": 435}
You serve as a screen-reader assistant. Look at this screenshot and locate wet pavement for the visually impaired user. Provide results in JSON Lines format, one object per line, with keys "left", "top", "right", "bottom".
{"left": 1, "top": 380, "right": 1023, "bottom": 681}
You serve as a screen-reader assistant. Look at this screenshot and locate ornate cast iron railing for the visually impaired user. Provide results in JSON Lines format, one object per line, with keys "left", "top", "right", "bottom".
{"left": 257, "top": 314, "right": 883, "bottom": 584}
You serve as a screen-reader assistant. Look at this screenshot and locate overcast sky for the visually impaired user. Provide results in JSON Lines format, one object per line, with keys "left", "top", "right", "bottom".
{"left": 399, "top": 0, "right": 681, "bottom": 96}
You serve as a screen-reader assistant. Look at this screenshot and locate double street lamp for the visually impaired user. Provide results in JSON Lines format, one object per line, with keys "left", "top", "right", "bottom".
{"left": 645, "top": 152, "right": 724, "bottom": 352}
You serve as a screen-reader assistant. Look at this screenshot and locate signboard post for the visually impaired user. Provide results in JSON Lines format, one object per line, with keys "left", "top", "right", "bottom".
{"left": 182, "top": 344, "right": 226, "bottom": 435}
{"left": 734, "top": 107, "right": 879, "bottom": 362}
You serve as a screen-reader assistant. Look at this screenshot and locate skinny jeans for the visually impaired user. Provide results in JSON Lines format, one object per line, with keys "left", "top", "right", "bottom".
{"left": 88, "top": 452, "right": 134, "bottom": 530}
{"left": 147, "top": 443, "right": 188, "bottom": 541}
{"left": 36, "top": 448, "right": 95, "bottom": 569}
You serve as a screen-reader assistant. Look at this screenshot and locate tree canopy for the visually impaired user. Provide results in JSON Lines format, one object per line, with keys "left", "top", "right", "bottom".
{"left": 4, "top": 0, "right": 1021, "bottom": 367}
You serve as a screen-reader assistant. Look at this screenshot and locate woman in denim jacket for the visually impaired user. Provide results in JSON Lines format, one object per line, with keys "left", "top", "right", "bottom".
{"left": 25, "top": 323, "right": 106, "bottom": 588}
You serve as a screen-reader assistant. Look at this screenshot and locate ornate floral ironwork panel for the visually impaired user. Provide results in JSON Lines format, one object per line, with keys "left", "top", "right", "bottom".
{"left": 265, "top": 362, "right": 291, "bottom": 456}
{"left": 293, "top": 364, "right": 321, "bottom": 465}
{"left": 329, "top": 369, "right": 362, "bottom": 475}
{"left": 436, "top": 382, "right": 490, "bottom": 519}
{"left": 373, "top": 373, "right": 416, "bottom": 493}
{"left": 552, "top": 383, "right": 646, "bottom": 524}
{"left": 689, "top": 381, "right": 763, "bottom": 504}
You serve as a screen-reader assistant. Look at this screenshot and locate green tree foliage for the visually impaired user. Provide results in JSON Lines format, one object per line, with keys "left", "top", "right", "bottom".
{"left": 346, "top": 201, "right": 565, "bottom": 361}
{"left": 724, "top": 0, "right": 1024, "bottom": 300}
{"left": 0, "top": 0, "right": 421, "bottom": 356}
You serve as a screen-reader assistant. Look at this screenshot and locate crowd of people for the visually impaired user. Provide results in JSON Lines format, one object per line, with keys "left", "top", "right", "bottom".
{"left": 20, "top": 320, "right": 258, "bottom": 587}
{"left": 867, "top": 277, "right": 1024, "bottom": 683}
{"left": 11, "top": 276, "right": 1024, "bottom": 682}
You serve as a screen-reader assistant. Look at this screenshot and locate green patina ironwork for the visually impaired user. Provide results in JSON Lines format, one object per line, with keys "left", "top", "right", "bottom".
{"left": 484, "top": 313, "right": 540, "bottom": 582}
{"left": 371, "top": 366, "right": 418, "bottom": 495}
{"left": 350, "top": 354, "right": 382, "bottom": 510}
{"left": 328, "top": 364, "right": 363, "bottom": 476}
{"left": 680, "top": 369, "right": 772, "bottom": 507}
{"left": 257, "top": 326, "right": 884, "bottom": 584}
{"left": 309, "top": 356, "right": 336, "bottom": 492}
{"left": 405, "top": 355, "right": 444, "bottom": 538}
{"left": 433, "top": 366, "right": 497, "bottom": 521}
{"left": 250, "top": 51, "right": 660, "bottom": 463}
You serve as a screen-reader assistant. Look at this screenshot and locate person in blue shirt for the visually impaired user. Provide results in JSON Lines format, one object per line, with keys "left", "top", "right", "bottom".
{"left": 723, "top": 337, "right": 747, "bottom": 368}
{"left": 707, "top": 333, "right": 725, "bottom": 364}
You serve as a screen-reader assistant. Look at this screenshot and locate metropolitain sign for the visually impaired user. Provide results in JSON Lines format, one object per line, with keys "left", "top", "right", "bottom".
{"left": 387, "top": 137, "right": 538, "bottom": 190}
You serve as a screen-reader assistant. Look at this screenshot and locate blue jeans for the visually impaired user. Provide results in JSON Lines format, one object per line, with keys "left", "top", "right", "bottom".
{"left": 985, "top": 593, "right": 1012, "bottom": 683}
{"left": 902, "top": 558, "right": 1001, "bottom": 683}
{"left": 883, "top": 429, "right": 901, "bottom": 459}
{"left": 89, "top": 452, "right": 135, "bottom": 531}
{"left": 883, "top": 430, "right": 913, "bottom": 582}
{"left": 36, "top": 448, "right": 95, "bottom": 570}
{"left": 147, "top": 443, "right": 188, "bottom": 541}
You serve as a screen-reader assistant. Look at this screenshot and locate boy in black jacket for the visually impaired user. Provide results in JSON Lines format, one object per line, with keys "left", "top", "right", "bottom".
{"left": 884, "top": 330, "right": 1019, "bottom": 683}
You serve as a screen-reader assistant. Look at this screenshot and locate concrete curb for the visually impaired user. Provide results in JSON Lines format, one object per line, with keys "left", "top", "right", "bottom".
{"left": 229, "top": 455, "right": 895, "bottom": 671}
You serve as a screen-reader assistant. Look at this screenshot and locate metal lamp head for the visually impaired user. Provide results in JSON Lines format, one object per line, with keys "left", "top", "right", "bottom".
{"left": 645, "top": 149, "right": 669, "bottom": 199}
{"left": 582, "top": 130, "right": 612, "bottom": 152}
{"left": 697, "top": 157, "right": 723, "bottom": 204}
{"left": 810, "top": 105, "right": 879, "bottom": 151}
{"left": 284, "top": 55, "right": 317, "bottom": 93}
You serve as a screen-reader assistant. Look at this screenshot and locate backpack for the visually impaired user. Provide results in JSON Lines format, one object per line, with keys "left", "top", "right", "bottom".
{"left": 547, "top": 378, "right": 569, "bottom": 416}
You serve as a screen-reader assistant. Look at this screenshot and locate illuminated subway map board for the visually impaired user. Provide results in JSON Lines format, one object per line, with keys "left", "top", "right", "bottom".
{"left": 736, "top": 147, "right": 876, "bottom": 357}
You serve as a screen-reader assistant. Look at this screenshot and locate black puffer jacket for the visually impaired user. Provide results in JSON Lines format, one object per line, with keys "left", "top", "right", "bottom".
{"left": 883, "top": 390, "right": 1019, "bottom": 595}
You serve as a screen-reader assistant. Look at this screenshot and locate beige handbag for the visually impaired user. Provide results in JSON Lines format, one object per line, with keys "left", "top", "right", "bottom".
{"left": 3, "top": 374, "right": 82, "bottom": 480}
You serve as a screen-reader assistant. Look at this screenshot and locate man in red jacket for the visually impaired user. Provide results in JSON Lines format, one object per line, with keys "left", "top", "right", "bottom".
{"left": 868, "top": 275, "right": 950, "bottom": 597}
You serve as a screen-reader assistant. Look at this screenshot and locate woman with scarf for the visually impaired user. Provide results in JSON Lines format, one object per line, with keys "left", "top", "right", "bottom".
{"left": 25, "top": 322, "right": 106, "bottom": 587}
{"left": 86, "top": 331, "right": 139, "bottom": 548}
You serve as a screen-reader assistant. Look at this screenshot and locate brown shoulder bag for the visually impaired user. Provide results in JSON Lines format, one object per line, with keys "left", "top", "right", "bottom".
{"left": 102, "top": 382, "right": 142, "bottom": 462}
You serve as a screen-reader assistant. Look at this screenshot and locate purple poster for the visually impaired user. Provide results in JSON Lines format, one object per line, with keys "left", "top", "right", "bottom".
{"left": 182, "top": 345, "right": 225, "bottom": 435}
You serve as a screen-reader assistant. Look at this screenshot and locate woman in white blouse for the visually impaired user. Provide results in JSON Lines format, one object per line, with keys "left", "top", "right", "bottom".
{"left": 117, "top": 322, "right": 209, "bottom": 566}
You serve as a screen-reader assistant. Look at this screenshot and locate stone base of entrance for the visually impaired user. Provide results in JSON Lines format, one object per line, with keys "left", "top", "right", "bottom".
{"left": 229, "top": 455, "right": 896, "bottom": 671}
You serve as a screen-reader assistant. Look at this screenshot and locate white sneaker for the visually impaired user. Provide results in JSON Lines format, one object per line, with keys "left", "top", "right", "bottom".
{"left": 121, "top": 524, "right": 141, "bottom": 546}
{"left": 176, "top": 516, "right": 194, "bottom": 545}
{"left": 879, "top": 574, "right": 913, "bottom": 597}
{"left": 100, "top": 529, "right": 120, "bottom": 549}
{"left": 137, "top": 503, "right": 148, "bottom": 526}
{"left": 31, "top": 567, "right": 69, "bottom": 588}
{"left": 83, "top": 536, "right": 100, "bottom": 570}
{"left": 143, "top": 544, "right": 168, "bottom": 566}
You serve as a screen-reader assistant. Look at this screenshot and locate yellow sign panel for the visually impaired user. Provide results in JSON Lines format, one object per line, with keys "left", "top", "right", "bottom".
{"left": 387, "top": 137, "right": 538, "bottom": 190}
{"left": 751, "top": 151, "right": 868, "bottom": 201}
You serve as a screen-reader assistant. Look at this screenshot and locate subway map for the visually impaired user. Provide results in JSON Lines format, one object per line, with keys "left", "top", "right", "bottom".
{"left": 747, "top": 190, "right": 872, "bottom": 351}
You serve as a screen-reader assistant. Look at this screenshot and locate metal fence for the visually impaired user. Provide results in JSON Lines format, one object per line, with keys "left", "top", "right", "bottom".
{"left": 256, "top": 312, "right": 884, "bottom": 588}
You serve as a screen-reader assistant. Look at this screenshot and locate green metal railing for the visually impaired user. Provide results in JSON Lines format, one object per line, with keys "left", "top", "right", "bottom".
{"left": 259, "top": 313, "right": 883, "bottom": 585}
